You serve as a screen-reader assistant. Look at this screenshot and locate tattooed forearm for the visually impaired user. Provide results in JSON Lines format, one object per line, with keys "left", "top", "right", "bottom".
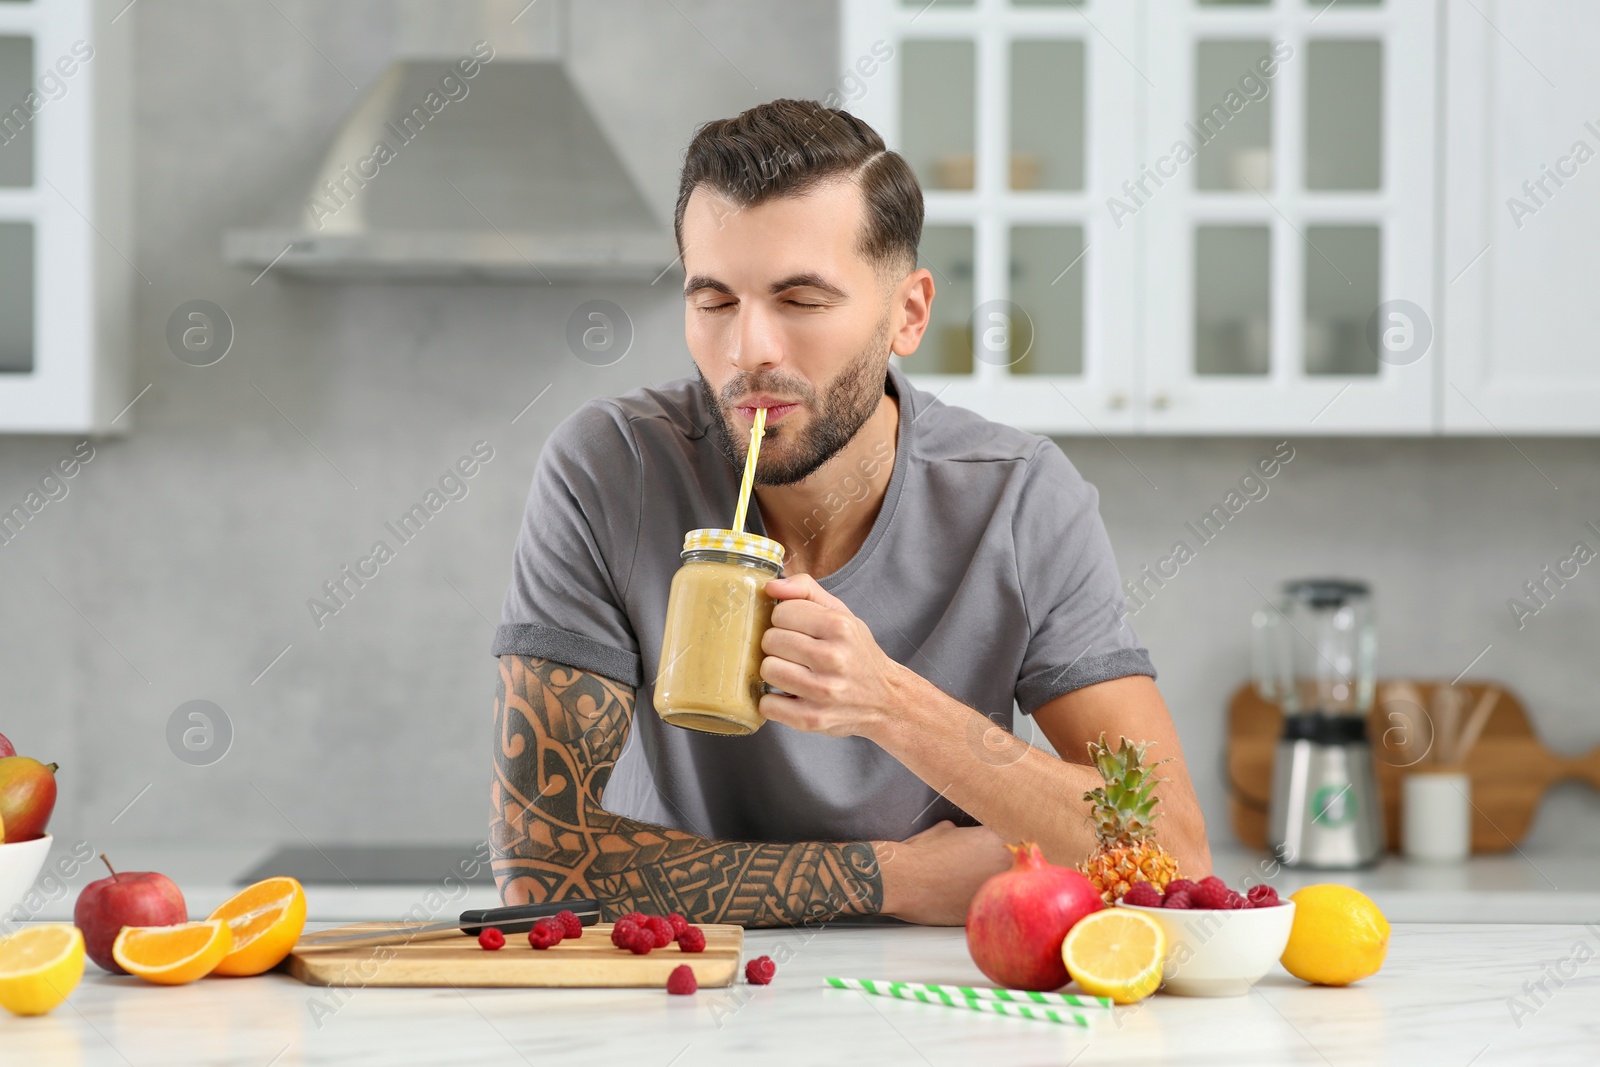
{"left": 489, "top": 654, "right": 884, "bottom": 927}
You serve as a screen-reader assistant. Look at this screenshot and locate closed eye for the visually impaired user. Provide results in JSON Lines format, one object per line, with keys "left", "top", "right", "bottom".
{"left": 696, "top": 300, "right": 826, "bottom": 312}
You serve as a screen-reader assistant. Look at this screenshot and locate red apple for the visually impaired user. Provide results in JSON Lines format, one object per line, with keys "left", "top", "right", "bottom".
{"left": 74, "top": 855, "right": 188, "bottom": 974}
{"left": 0, "top": 756, "right": 57, "bottom": 841}
{"left": 0, "top": 733, "right": 14, "bottom": 758}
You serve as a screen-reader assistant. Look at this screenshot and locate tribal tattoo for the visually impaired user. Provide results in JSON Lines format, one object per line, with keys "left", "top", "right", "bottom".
{"left": 489, "top": 654, "right": 884, "bottom": 927}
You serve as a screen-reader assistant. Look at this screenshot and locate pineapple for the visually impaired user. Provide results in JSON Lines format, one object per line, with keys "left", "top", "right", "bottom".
{"left": 1077, "top": 733, "right": 1181, "bottom": 904}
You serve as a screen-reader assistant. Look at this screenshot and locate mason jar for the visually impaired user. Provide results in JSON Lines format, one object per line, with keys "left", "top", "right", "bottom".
{"left": 653, "top": 528, "right": 786, "bottom": 735}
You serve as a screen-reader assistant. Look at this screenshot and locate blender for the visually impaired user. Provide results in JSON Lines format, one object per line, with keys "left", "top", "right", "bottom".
{"left": 1252, "top": 579, "right": 1385, "bottom": 869}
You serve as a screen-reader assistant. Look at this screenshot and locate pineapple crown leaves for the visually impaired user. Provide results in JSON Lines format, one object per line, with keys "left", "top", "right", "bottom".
{"left": 1080, "top": 733, "right": 1175, "bottom": 846}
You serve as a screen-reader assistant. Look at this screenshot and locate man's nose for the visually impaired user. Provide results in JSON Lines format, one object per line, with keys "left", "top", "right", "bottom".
{"left": 728, "top": 303, "right": 783, "bottom": 376}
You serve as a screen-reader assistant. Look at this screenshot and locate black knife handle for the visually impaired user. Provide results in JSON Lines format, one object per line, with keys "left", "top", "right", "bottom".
{"left": 458, "top": 899, "right": 602, "bottom": 937}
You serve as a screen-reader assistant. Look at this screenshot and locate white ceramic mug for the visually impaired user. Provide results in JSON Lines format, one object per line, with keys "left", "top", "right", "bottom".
{"left": 1402, "top": 769, "right": 1472, "bottom": 862}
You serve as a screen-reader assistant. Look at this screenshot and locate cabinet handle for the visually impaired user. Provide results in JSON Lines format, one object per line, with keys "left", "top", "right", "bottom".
{"left": 1150, "top": 393, "right": 1171, "bottom": 411}
{"left": 1107, "top": 393, "right": 1128, "bottom": 411}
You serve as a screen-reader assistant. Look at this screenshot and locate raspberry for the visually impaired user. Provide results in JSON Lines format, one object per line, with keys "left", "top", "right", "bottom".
{"left": 528, "top": 922, "right": 562, "bottom": 950}
{"left": 555, "top": 910, "right": 583, "bottom": 940}
{"left": 1189, "top": 881, "right": 1231, "bottom": 909}
{"left": 645, "top": 915, "right": 675, "bottom": 948}
{"left": 622, "top": 911, "right": 648, "bottom": 928}
{"left": 676, "top": 926, "right": 706, "bottom": 953}
{"left": 1246, "top": 884, "right": 1281, "bottom": 908}
{"left": 1223, "top": 890, "right": 1248, "bottom": 910}
{"left": 745, "top": 955, "right": 776, "bottom": 985}
{"left": 1163, "top": 879, "right": 1198, "bottom": 897}
{"left": 1121, "top": 882, "right": 1164, "bottom": 907}
{"left": 611, "top": 920, "right": 640, "bottom": 948}
{"left": 666, "top": 913, "right": 689, "bottom": 937}
{"left": 666, "top": 964, "right": 698, "bottom": 995}
{"left": 628, "top": 936, "right": 653, "bottom": 955}
{"left": 1162, "top": 890, "right": 1194, "bottom": 909}
{"left": 477, "top": 927, "right": 506, "bottom": 951}
{"left": 1199, "top": 875, "right": 1227, "bottom": 890}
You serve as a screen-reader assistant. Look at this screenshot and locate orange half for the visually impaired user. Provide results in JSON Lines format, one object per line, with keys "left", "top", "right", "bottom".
{"left": 206, "top": 876, "right": 307, "bottom": 977}
{"left": 112, "top": 921, "right": 233, "bottom": 986}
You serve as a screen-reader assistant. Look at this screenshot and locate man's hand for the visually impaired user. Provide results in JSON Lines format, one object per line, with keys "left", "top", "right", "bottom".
{"left": 757, "top": 573, "right": 909, "bottom": 738}
{"left": 873, "top": 820, "right": 1014, "bottom": 926}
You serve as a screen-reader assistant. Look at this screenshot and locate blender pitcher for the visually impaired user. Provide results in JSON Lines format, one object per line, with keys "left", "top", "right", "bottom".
{"left": 1252, "top": 579, "right": 1385, "bottom": 868}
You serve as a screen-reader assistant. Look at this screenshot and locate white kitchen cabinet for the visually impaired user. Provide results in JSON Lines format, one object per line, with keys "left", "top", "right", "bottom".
{"left": 842, "top": 0, "right": 1143, "bottom": 434}
{"left": 1139, "top": 0, "right": 1437, "bottom": 434}
{"left": 844, "top": 0, "right": 1439, "bottom": 435}
{"left": 1442, "top": 0, "right": 1600, "bottom": 435}
{"left": 0, "top": 0, "right": 131, "bottom": 434}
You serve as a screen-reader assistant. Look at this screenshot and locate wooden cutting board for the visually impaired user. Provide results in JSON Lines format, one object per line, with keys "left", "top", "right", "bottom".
{"left": 284, "top": 923, "right": 744, "bottom": 988}
{"left": 1227, "top": 679, "right": 1600, "bottom": 853}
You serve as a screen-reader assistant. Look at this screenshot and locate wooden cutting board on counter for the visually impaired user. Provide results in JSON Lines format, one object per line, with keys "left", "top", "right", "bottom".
{"left": 1227, "top": 679, "right": 1600, "bottom": 853}
{"left": 284, "top": 923, "right": 744, "bottom": 988}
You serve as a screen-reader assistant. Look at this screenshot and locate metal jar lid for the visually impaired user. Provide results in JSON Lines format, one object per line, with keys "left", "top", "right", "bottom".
{"left": 681, "top": 528, "right": 786, "bottom": 568}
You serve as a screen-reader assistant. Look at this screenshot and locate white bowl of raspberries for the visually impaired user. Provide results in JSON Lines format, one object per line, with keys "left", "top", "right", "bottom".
{"left": 1115, "top": 876, "right": 1295, "bottom": 997}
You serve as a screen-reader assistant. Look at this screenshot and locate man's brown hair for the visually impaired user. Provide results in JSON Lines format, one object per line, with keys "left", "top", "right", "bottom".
{"left": 673, "top": 99, "right": 923, "bottom": 280}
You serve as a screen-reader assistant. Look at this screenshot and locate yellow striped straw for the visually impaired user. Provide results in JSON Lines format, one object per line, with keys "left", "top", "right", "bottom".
{"left": 731, "top": 406, "right": 767, "bottom": 533}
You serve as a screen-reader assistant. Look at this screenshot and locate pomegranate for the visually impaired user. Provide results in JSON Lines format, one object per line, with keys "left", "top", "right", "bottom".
{"left": 965, "top": 841, "right": 1104, "bottom": 991}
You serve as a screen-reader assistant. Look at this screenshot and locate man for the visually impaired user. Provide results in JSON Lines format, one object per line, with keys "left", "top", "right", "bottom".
{"left": 489, "top": 99, "right": 1210, "bottom": 928}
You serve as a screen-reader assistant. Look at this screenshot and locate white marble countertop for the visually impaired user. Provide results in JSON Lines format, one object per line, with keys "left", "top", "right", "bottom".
{"left": 22, "top": 839, "right": 1600, "bottom": 925}
{"left": 5, "top": 919, "right": 1597, "bottom": 1066}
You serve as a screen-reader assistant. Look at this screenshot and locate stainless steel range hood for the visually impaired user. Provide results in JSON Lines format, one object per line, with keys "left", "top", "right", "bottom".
{"left": 224, "top": 2, "right": 677, "bottom": 282}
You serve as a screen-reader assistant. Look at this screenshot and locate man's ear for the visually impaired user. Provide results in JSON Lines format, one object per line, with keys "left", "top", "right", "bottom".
{"left": 890, "top": 267, "right": 935, "bottom": 357}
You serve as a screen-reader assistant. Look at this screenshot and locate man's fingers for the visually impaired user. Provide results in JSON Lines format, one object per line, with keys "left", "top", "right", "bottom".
{"left": 766, "top": 572, "right": 849, "bottom": 611}
{"left": 758, "top": 653, "right": 814, "bottom": 698}
{"left": 757, "top": 690, "right": 829, "bottom": 734}
{"left": 756, "top": 691, "right": 804, "bottom": 727}
{"left": 760, "top": 626, "right": 831, "bottom": 670}
{"left": 769, "top": 596, "right": 844, "bottom": 639}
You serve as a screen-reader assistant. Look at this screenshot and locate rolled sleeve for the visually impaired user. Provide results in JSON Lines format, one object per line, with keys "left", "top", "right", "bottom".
{"left": 1012, "top": 439, "right": 1155, "bottom": 715}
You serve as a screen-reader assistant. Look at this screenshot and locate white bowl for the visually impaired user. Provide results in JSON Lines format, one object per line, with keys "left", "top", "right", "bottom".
{"left": 0, "top": 834, "right": 53, "bottom": 924}
{"left": 1117, "top": 898, "right": 1296, "bottom": 997}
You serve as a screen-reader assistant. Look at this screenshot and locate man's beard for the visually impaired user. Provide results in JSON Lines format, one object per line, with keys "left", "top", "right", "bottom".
{"left": 699, "top": 314, "right": 890, "bottom": 487}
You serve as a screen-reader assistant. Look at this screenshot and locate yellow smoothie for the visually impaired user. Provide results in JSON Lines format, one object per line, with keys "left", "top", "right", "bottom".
{"left": 654, "top": 530, "right": 785, "bottom": 735}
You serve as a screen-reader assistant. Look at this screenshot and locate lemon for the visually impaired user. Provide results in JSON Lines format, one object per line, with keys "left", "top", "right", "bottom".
{"left": 1061, "top": 908, "right": 1166, "bottom": 1004}
{"left": 1280, "top": 884, "right": 1389, "bottom": 986}
{"left": 0, "top": 924, "right": 86, "bottom": 1016}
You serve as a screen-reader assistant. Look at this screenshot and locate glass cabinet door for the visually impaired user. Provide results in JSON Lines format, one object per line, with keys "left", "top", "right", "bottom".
{"left": 843, "top": 0, "right": 1140, "bottom": 432}
{"left": 1008, "top": 39, "right": 1084, "bottom": 192}
{"left": 0, "top": 33, "right": 34, "bottom": 374}
{"left": 1141, "top": 0, "right": 1435, "bottom": 432}
{"left": 1008, "top": 223, "right": 1084, "bottom": 376}
{"left": 0, "top": 221, "right": 32, "bottom": 373}
{"left": 902, "top": 224, "right": 975, "bottom": 375}
{"left": 900, "top": 39, "right": 976, "bottom": 192}
{"left": 0, "top": 0, "right": 131, "bottom": 431}
{"left": 846, "top": 0, "right": 1435, "bottom": 434}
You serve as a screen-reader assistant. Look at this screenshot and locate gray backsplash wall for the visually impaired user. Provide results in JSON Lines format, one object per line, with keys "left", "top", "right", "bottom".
{"left": 3, "top": 1, "right": 1596, "bottom": 859}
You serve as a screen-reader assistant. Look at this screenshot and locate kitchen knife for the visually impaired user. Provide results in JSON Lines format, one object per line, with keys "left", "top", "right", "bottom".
{"left": 295, "top": 899, "right": 602, "bottom": 949}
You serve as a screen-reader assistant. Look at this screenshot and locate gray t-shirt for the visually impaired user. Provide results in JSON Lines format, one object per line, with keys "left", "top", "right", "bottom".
{"left": 493, "top": 361, "right": 1155, "bottom": 844}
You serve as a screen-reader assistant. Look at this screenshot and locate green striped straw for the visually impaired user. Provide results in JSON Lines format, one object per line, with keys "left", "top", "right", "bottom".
{"left": 825, "top": 976, "right": 1113, "bottom": 1010}
{"left": 824, "top": 977, "right": 1104, "bottom": 1026}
